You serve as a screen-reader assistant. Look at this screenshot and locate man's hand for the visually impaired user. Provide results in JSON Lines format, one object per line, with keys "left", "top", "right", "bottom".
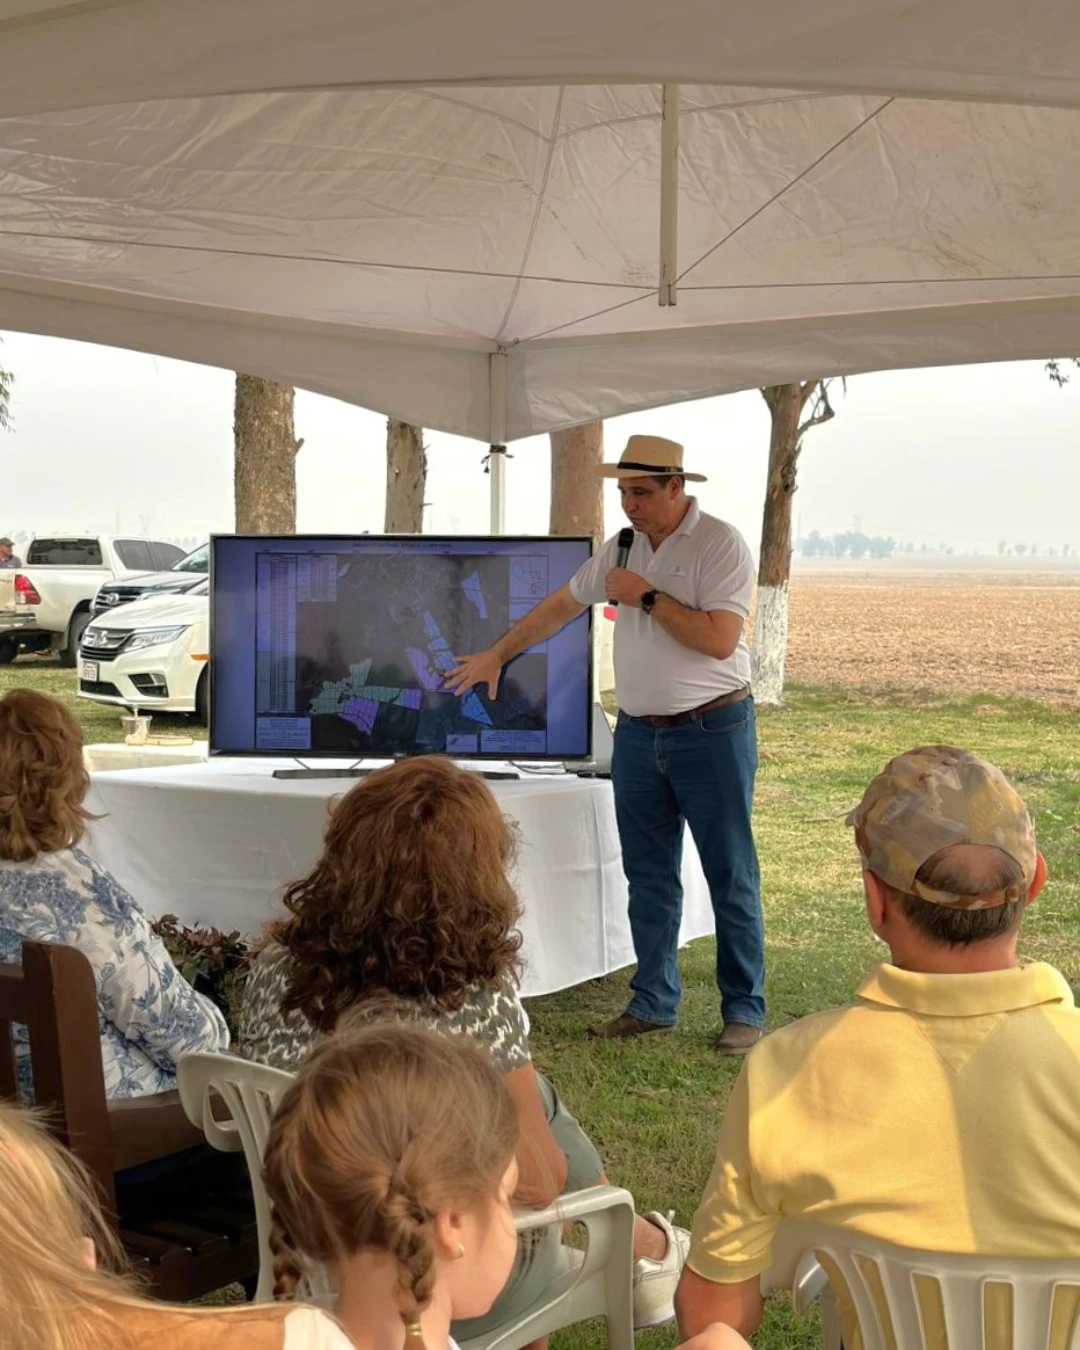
{"left": 605, "top": 567, "right": 651, "bottom": 607}
{"left": 676, "top": 1324, "right": 751, "bottom": 1350}
{"left": 676, "top": 1267, "right": 764, "bottom": 1340}
{"left": 444, "top": 649, "right": 503, "bottom": 699}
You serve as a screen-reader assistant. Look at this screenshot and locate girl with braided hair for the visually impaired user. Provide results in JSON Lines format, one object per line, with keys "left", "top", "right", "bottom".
{"left": 262, "top": 1023, "right": 522, "bottom": 1350}
{"left": 240, "top": 755, "right": 690, "bottom": 1332}
{"left": 0, "top": 1100, "right": 352, "bottom": 1350}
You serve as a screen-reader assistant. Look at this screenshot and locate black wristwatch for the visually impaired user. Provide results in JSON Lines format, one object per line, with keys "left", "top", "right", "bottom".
{"left": 640, "top": 589, "right": 658, "bottom": 615}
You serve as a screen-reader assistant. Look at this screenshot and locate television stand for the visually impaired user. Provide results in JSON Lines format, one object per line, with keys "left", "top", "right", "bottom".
{"left": 271, "top": 767, "right": 374, "bottom": 781}
{"left": 271, "top": 765, "right": 519, "bottom": 782}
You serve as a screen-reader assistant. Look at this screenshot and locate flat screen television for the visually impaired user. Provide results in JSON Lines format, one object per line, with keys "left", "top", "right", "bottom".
{"left": 210, "top": 534, "right": 593, "bottom": 759}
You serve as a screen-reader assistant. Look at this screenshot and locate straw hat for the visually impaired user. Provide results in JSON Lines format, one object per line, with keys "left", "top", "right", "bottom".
{"left": 595, "top": 435, "right": 706, "bottom": 482}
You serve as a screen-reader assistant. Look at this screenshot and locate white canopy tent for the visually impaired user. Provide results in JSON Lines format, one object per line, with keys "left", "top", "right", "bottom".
{"left": 2, "top": 1, "right": 1080, "bottom": 525}
{"left": 4, "top": 0, "right": 1080, "bottom": 115}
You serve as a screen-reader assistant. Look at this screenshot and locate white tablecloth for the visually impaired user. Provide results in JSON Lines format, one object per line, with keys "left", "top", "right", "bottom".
{"left": 83, "top": 759, "right": 714, "bottom": 998}
{"left": 83, "top": 741, "right": 209, "bottom": 773}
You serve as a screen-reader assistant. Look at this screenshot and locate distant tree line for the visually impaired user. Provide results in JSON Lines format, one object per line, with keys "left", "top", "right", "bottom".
{"left": 798, "top": 532, "right": 1078, "bottom": 560}
{"left": 997, "top": 540, "right": 1073, "bottom": 558}
{"left": 798, "top": 530, "right": 899, "bottom": 559}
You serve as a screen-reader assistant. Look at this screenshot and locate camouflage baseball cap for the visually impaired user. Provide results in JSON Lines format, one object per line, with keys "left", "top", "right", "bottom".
{"left": 845, "top": 745, "right": 1037, "bottom": 908}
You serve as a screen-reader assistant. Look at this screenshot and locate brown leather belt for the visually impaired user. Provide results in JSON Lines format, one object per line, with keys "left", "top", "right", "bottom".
{"left": 628, "top": 687, "right": 750, "bottom": 728}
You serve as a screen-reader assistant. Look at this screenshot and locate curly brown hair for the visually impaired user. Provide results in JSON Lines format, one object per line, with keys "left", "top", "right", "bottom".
{"left": 0, "top": 689, "right": 92, "bottom": 862}
{"left": 275, "top": 756, "right": 522, "bottom": 1032}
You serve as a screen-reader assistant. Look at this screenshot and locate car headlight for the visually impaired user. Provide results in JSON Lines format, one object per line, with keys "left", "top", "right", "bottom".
{"left": 124, "top": 625, "right": 190, "bottom": 653}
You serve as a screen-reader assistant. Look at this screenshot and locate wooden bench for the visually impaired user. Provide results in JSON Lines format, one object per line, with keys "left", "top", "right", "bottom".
{"left": 0, "top": 939, "right": 259, "bottom": 1301}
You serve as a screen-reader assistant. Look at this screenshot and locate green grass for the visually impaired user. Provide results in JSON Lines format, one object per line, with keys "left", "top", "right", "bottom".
{"left": 5, "top": 661, "right": 1079, "bottom": 1347}
{"left": 0, "top": 655, "right": 206, "bottom": 742}
{"left": 526, "top": 686, "right": 1080, "bottom": 1350}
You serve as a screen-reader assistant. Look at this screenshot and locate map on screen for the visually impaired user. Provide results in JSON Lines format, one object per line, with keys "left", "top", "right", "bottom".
{"left": 211, "top": 535, "right": 592, "bottom": 759}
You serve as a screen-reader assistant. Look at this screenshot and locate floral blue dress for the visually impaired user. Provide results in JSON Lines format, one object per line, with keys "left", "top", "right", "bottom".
{"left": 0, "top": 845, "right": 230, "bottom": 1099}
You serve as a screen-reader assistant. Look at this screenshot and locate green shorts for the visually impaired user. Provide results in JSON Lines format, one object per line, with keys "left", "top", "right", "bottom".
{"left": 451, "top": 1071, "right": 604, "bottom": 1339}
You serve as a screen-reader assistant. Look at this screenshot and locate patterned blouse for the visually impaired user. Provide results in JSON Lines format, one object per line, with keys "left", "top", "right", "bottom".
{"left": 0, "top": 845, "right": 230, "bottom": 1100}
{"left": 238, "top": 941, "right": 531, "bottom": 1075}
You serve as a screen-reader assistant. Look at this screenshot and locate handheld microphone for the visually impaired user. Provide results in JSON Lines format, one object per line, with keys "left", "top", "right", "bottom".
{"left": 609, "top": 526, "right": 635, "bottom": 606}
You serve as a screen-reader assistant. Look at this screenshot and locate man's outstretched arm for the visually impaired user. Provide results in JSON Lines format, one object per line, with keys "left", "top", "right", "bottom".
{"left": 444, "top": 583, "right": 586, "bottom": 698}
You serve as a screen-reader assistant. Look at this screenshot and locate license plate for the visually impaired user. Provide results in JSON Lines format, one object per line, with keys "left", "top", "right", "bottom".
{"left": 80, "top": 660, "right": 99, "bottom": 682}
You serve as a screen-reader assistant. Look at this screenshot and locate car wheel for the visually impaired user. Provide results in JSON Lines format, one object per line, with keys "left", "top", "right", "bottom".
{"left": 60, "top": 611, "right": 91, "bottom": 668}
{"left": 195, "top": 667, "right": 210, "bottom": 725}
{"left": 0, "top": 635, "right": 17, "bottom": 665}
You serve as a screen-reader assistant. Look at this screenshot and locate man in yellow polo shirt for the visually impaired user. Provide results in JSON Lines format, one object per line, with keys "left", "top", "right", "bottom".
{"left": 673, "top": 744, "right": 1080, "bottom": 1342}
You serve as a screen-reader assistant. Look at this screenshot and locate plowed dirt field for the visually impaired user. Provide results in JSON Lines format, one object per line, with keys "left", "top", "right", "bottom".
{"left": 783, "top": 570, "right": 1080, "bottom": 704}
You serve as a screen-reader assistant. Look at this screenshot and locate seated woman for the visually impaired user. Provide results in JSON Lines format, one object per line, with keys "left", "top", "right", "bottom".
{"left": 239, "top": 755, "right": 689, "bottom": 1333}
{"left": 0, "top": 688, "right": 229, "bottom": 1100}
{"left": 0, "top": 1100, "right": 353, "bottom": 1350}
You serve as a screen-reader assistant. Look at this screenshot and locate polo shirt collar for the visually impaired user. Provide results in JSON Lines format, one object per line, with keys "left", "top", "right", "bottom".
{"left": 672, "top": 497, "right": 701, "bottom": 538}
{"left": 856, "top": 961, "right": 1074, "bottom": 1017}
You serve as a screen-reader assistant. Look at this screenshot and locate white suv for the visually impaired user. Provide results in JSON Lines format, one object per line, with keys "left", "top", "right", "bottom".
{"left": 78, "top": 582, "right": 210, "bottom": 722}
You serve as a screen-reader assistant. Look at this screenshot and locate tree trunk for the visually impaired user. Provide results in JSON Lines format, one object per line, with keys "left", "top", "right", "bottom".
{"left": 752, "top": 384, "right": 803, "bottom": 706}
{"left": 384, "top": 420, "right": 427, "bottom": 532}
{"left": 549, "top": 422, "right": 604, "bottom": 548}
{"left": 0, "top": 363, "right": 12, "bottom": 433}
{"left": 549, "top": 421, "right": 609, "bottom": 696}
{"left": 233, "top": 375, "right": 303, "bottom": 533}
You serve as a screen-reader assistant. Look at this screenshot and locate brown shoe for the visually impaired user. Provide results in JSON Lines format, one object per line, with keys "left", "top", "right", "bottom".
{"left": 588, "top": 1012, "right": 675, "bottom": 1040}
{"left": 714, "top": 1022, "right": 763, "bottom": 1056}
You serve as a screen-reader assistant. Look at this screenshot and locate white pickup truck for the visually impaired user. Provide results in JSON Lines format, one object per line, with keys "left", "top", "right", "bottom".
{"left": 0, "top": 534, "right": 187, "bottom": 666}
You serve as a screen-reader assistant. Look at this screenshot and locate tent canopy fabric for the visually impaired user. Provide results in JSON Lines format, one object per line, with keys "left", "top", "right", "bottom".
{"left": 1, "top": 3, "right": 1079, "bottom": 440}
{"left": 4, "top": 1, "right": 1080, "bottom": 115}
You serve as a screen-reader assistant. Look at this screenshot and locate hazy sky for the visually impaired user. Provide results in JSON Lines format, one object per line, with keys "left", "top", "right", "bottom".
{"left": 2, "top": 330, "right": 1079, "bottom": 557}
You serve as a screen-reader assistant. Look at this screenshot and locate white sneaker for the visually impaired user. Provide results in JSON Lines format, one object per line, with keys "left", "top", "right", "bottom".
{"left": 632, "top": 1209, "right": 691, "bottom": 1329}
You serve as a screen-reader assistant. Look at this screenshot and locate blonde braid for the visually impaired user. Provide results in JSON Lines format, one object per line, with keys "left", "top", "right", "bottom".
{"left": 381, "top": 1180, "right": 437, "bottom": 1348}
{"left": 261, "top": 1026, "right": 521, "bottom": 1348}
{"left": 268, "top": 1209, "right": 304, "bottom": 1301}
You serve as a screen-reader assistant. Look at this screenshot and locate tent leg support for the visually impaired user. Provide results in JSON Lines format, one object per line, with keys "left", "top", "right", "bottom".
{"left": 488, "top": 444, "right": 507, "bottom": 534}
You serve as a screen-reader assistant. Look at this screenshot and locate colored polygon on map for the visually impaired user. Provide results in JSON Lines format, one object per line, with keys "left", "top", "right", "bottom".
{"left": 460, "top": 690, "right": 492, "bottom": 725}
{"left": 459, "top": 570, "right": 487, "bottom": 620}
{"left": 309, "top": 602, "right": 494, "bottom": 730}
{"left": 310, "top": 660, "right": 424, "bottom": 730}
{"left": 309, "top": 660, "right": 374, "bottom": 712}
{"left": 422, "top": 611, "right": 455, "bottom": 671}
{"left": 340, "top": 696, "right": 379, "bottom": 734}
{"left": 407, "top": 646, "right": 441, "bottom": 691}
{"left": 421, "top": 609, "right": 492, "bottom": 726}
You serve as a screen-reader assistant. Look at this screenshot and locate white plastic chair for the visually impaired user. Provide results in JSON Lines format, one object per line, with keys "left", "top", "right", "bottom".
{"left": 177, "top": 1053, "right": 297, "bottom": 1303}
{"left": 178, "top": 1052, "right": 636, "bottom": 1350}
{"left": 791, "top": 1230, "right": 1080, "bottom": 1350}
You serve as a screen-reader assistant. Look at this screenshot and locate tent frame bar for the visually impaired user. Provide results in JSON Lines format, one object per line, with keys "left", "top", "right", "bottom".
{"left": 488, "top": 444, "right": 507, "bottom": 533}
{"left": 659, "top": 83, "right": 680, "bottom": 307}
{"left": 488, "top": 348, "right": 509, "bottom": 532}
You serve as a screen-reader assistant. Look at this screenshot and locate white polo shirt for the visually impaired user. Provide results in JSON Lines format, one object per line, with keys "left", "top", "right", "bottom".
{"left": 569, "top": 498, "right": 754, "bottom": 716}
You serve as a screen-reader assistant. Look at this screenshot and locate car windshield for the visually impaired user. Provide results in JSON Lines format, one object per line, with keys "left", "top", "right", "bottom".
{"left": 171, "top": 543, "right": 209, "bottom": 575}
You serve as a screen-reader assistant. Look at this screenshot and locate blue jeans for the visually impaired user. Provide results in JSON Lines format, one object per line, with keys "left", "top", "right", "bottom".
{"left": 611, "top": 698, "right": 765, "bottom": 1028}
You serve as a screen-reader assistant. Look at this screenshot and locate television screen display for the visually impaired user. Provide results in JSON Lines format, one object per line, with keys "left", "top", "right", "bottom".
{"left": 210, "top": 534, "right": 593, "bottom": 759}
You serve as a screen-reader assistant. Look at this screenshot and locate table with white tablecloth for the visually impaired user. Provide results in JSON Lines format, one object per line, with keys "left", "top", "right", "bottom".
{"left": 82, "top": 741, "right": 210, "bottom": 774}
{"left": 83, "top": 758, "right": 714, "bottom": 998}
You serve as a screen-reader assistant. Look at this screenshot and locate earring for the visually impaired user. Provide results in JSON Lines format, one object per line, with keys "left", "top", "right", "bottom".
{"left": 457, "top": 1243, "right": 466, "bottom": 1260}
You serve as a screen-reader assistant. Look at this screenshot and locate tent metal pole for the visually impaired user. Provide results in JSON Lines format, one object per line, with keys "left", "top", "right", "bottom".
{"left": 488, "top": 349, "right": 509, "bottom": 534}
{"left": 659, "top": 83, "right": 680, "bottom": 306}
{"left": 488, "top": 445, "right": 507, "bottom": 534}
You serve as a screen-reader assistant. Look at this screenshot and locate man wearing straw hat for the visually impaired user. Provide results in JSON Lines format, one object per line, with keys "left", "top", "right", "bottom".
{"left": 447, "top": 435, "right": 764, "bottom": 1054}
